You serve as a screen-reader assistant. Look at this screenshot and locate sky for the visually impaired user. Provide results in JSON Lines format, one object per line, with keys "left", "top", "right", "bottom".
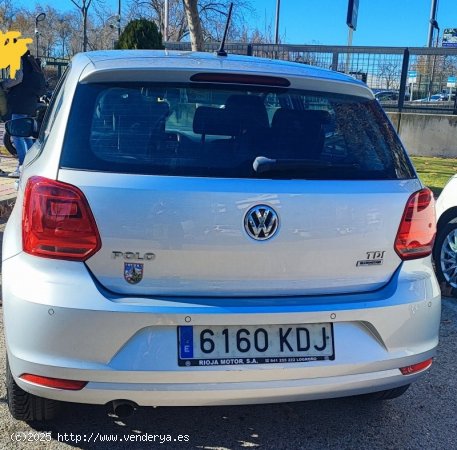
{"left": 12, "top": 0, "right": 457, "bottom": 48}
{"left": 250, "top": 0, "right": 453, "bottom": 47}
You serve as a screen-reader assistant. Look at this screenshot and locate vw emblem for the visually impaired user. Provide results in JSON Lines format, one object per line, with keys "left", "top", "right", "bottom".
{"left": 244, "top": 205, "right": 279, "bottom": 241}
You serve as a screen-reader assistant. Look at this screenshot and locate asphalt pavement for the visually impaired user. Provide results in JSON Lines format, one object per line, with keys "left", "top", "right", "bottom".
{"left": 0, "top": 219, "right": 456, "bottom": 449}
{"left": 0, "top": 155, "right": 19, "bottom": 216}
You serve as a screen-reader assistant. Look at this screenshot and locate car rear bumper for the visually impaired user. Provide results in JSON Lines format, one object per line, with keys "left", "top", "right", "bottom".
{"left": 3, "top": 253, "right": 441, "bottom": 406}
{"left": 13, "top": 362, "right": 433, "bottom": 406}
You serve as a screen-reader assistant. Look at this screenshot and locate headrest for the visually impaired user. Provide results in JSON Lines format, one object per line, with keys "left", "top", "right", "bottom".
{"left": 193, "top": 106, "right": 238, "bottom": 136}
{"left": 225, "top": 95, "right": 269, "bottom": 130}
{"left": 144, "top": 99, "right": 170, "bottom": 116}
{"left": 98, "top": 89, "right": 138, "bottom": 116}
{"left": 272, "top": 109, "right": 331, "bottom": 131}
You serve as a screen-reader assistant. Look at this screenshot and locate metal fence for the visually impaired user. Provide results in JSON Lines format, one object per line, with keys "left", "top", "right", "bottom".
{"left": 166, "top": 42, "right": 457, "bottom": 114}
{"left": 3, "top": 44, "right": 457, "bottom": 114}
{"left": 41, "top": 57, "right": 69, "bottom": 89}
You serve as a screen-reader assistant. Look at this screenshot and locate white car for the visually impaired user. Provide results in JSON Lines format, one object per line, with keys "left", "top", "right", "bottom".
{"left": 434, "top": 176, "right": 457, "bottom": 293}
{"left": 3, "top": 50, "right": 440, "bottom": 423}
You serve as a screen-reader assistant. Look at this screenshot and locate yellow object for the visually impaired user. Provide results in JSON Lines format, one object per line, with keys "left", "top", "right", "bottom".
{"left": 0, "top": 31, "right": 33, "bottom": 79}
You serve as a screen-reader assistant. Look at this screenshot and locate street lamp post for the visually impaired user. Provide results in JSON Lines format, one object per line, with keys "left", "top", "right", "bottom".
{"left": 427, "top": 0, "right": 439, "bottom": 48}
{"left": 274, "top": 0, "right": 280, "bottom": 45}
{"left": 107, "top": 15, "right": 121, "bottom": 48}
{"left": 117, "top": 0, "right": 121, "bottom": 39}
{"left": 35, "top": 12, "right": 46, "bottom": 58}
{"left": 428, "top": 20, "right": 440, "bottom": 100}
{"left": 164, "top": 0, "right": 169, "bottom": 41}
{"left": 346, "top": 0, "right": 359, "bottom": 74}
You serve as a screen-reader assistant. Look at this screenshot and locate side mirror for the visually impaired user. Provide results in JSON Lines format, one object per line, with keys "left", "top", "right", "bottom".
{"left": 5, "top": 118, "right": 38, "bottom": 138}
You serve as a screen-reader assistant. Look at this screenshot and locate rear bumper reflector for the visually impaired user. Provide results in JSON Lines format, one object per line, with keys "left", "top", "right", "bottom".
{"left": 400, "top": 358, "right": 433, "bottom": 375}
{"left": 20, "top": 374, "right": 87, "bottom": 390}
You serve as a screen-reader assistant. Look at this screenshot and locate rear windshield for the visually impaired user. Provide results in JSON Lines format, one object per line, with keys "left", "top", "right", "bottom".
{"left": 60, "top": 83, "right": 415, "bottom": 180}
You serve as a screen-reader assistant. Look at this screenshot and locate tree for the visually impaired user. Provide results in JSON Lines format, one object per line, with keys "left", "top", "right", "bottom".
{"left": 116, "top": 18, "right": 163, "bottom": 49}
{"left": 89, "top": 3, "right": 119, "bottom": 51}
{"left": 378, "top": 61, "right": 401, "bottom": 90}
{"left": 412, "top": 52, "right": 457, "bottom": 97}
{"left": 182, "top": 0, "right": 203, "bottom": 51}
{"left": 70, "top": 0, "right": 94, "bottom": 52}
{"left": 0, "top": 0, "right": 16, "bottom": 30}
{"left": 56, "top": 14, "right": 75, "bottom": 57}
{"left": 36, "top": 6, "right": 64, "bottom": 57}
{"left": 239, "top": 23, "right": 274, "bottom": 44}
{"left": 2, "top": 1, "right": 125, "bottom": 58}
{"left": 127, "top": 0, "right": 252, "bottom": 43}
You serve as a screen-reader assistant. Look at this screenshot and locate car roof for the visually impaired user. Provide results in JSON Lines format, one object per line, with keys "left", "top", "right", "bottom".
{"left": 73, "top": 50, "right": 374, "bottom": 99}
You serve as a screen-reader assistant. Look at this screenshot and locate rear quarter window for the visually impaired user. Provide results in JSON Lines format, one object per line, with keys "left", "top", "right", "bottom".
{"left": 38, "top": 67, "right": 70, "bottom": 145}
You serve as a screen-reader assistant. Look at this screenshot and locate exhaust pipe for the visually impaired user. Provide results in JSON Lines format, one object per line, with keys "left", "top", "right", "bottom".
{"left": 112, "top": 400, "right": 137, "bottom": 418}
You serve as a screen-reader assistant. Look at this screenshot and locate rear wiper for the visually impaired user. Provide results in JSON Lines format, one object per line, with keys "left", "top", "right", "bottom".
{"left": 253, "top": 156, "right": 359, "bottom": 174}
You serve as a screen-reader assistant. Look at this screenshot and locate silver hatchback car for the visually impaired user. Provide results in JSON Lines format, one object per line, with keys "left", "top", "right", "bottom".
{"left": 3, "top": 50, "right": 440, "bottom": 422}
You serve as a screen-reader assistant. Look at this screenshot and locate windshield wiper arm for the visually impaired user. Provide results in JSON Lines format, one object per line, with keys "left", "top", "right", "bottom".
{"left": 253, "top": 156, "right": 359, "bottom": 174}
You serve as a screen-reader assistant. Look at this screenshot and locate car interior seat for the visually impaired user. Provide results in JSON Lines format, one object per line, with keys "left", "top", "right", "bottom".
{"left": 271, "top": 109, "right": 331, "bottom": 160}
{"left": 224, "top": 94, "right": 271, "bottom": 157}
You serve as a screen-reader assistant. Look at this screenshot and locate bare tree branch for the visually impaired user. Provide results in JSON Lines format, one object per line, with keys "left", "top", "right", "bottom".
{"left": 127, "top": 0, "right": 252, "bottom": 43}
{"left": 68, "top": 0, "right": 99, "bottom": 52}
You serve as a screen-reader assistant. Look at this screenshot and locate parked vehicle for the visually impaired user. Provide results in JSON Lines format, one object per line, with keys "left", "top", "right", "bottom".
{"left": 434, "top": 176, "right": 457, "bottom": 295}
{"left": 373, "top": 90, "right": 411, "bottom": 102}
{"left": 4, "top": 50, "right": 440, "bottom": 423}
{"left": 374, "top": 90, "right": 399, "bottom": 101}
{"left": 430, "top": 94, "right": 449, "bottom": 101}
{"left": 413, "top": 93, "right": 456, "bottom": 103}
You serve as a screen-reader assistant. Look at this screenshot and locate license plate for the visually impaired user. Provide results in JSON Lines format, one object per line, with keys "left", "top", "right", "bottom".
{"left": 177, "top": 323, "right": 334, "bottom": 366}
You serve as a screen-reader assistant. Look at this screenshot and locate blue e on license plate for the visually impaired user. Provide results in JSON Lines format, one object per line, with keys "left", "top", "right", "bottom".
{"left": 177, "top": 323, "right": 334, "bottom": 366}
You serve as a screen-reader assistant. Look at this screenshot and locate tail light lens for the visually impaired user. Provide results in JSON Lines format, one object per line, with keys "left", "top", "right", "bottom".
{"left": 394, "top": 188, "right": 436, "bottom": 260}
{"left": 22, "top": 176, "right": 101, "bottom": 261}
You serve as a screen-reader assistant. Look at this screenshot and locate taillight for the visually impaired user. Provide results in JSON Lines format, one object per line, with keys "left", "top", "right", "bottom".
{"left": 22, "top": 176, "right": 101, "bottom": 261}
{"left": 394, "top": 188, "right": 436, "bottom": 260}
